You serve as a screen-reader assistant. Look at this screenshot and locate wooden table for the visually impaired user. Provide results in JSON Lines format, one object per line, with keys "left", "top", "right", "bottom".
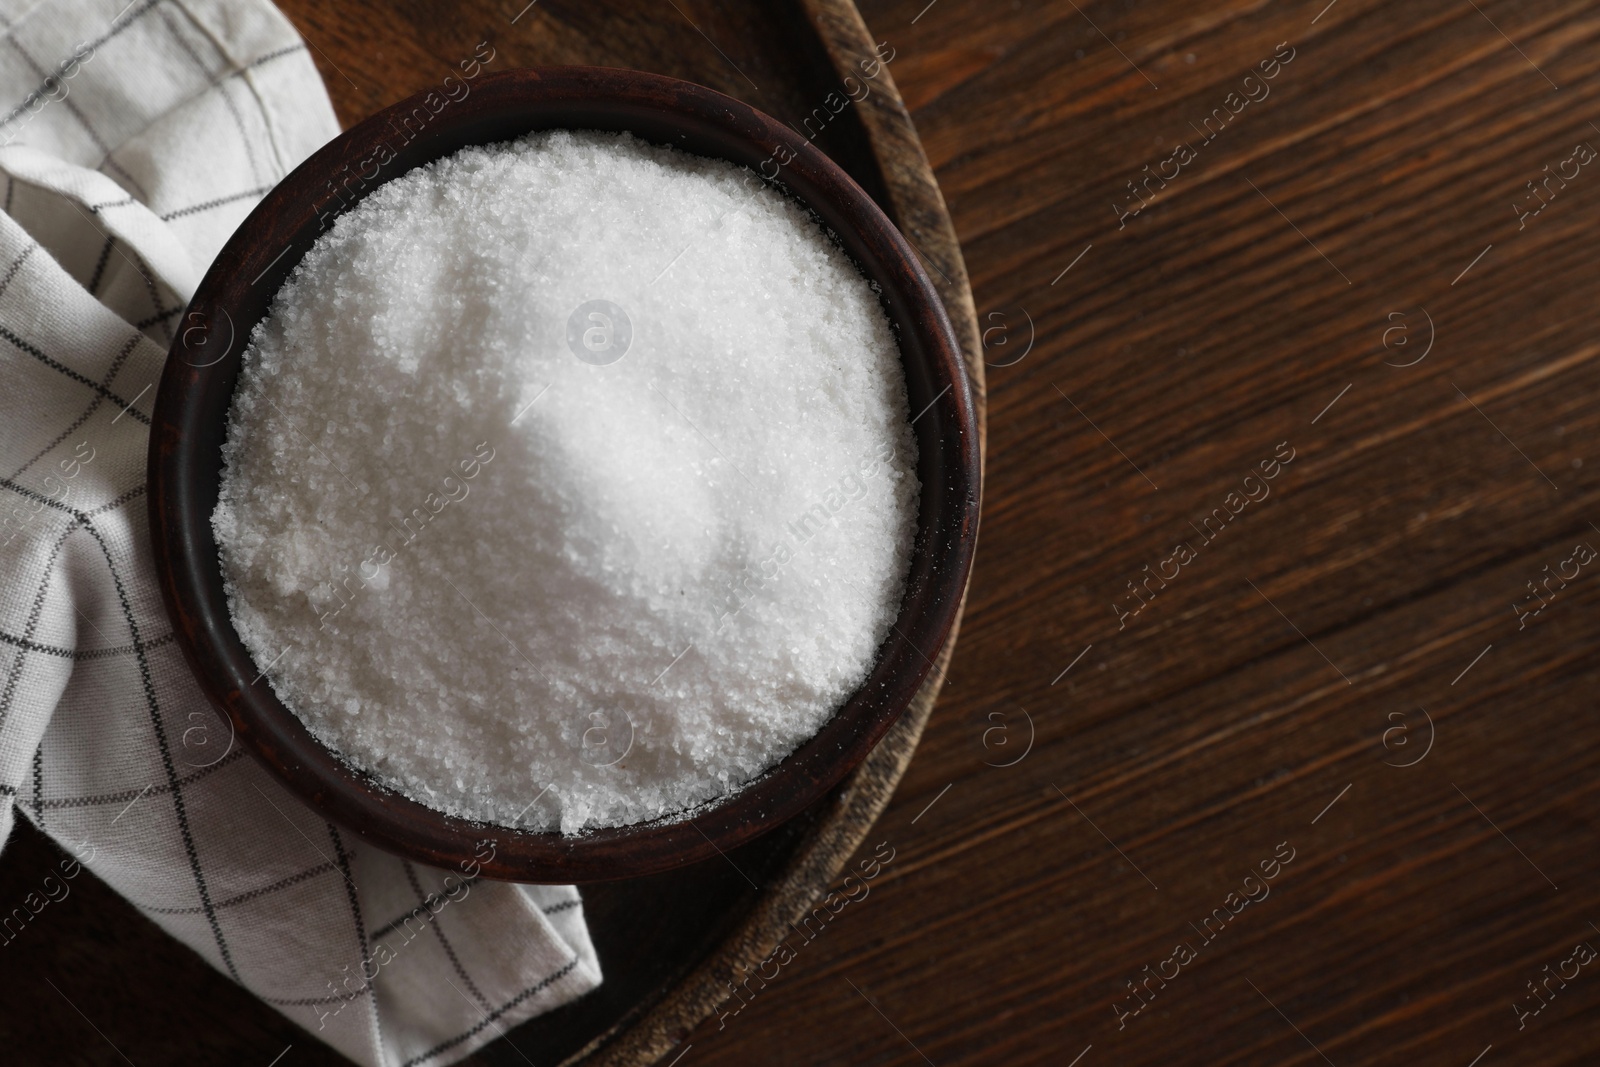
{"left": 7, "top": 1, "right": 1600, "bottom": 1064}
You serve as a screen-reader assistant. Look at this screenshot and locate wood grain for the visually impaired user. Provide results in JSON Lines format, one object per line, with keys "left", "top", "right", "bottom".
{"left": 7, "top": 0, "right": 1600, "bottom": 1064}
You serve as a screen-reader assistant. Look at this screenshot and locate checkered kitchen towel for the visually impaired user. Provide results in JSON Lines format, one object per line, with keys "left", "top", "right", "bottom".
{"left": 0, "top": 1, "right": 601, "bottom": 1063}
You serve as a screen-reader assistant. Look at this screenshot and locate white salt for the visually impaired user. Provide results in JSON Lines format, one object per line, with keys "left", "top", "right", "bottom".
{"left": 213, "top": 130, "right": 919, "bottom": 834}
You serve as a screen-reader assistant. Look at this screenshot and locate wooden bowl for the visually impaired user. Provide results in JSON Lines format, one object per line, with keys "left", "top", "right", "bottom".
{"left": 147, "top": 67, "right": 979, "bottom": 883}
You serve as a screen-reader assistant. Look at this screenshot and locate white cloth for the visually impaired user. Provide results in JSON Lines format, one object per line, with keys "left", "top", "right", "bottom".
{"left": 0, "top": 1, "right": 602, "bottom": 1064}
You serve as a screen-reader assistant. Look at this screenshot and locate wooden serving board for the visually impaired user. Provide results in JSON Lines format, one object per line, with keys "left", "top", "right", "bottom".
{"left": 0, "top": 1, "right": 981, "bottom": 1064}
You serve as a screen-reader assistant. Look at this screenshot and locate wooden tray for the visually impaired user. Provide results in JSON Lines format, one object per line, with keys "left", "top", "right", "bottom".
{"left": 0, "top": 1, "right": 983, "bottom": 1063}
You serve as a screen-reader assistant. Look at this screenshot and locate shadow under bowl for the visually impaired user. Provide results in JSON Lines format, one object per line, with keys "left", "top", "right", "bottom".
{"left": 147, "top": 66, "right": 980, "bottom": 883}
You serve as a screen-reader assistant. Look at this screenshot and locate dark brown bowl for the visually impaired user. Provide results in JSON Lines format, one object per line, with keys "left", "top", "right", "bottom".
{"left": 148, "top": 66, "right": 979, "bottom": 883}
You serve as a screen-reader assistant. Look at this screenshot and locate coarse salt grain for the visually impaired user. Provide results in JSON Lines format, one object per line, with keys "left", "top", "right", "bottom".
{"left": 214, "top": 130, "right": 919, "bottom": 834}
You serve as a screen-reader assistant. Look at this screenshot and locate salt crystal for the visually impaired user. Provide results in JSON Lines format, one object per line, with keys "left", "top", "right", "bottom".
{"left": 214, "top": 130, "right": 918, "bottom": 834}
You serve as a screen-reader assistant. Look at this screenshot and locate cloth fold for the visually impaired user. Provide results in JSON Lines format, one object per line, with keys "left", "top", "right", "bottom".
{"left": 0, "top": 1, "right": 601, "bottom": 1063}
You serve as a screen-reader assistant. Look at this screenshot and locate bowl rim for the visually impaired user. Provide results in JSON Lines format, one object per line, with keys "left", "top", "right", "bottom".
{"left": 147, "top": 65, "right": 981, "bottom": 883}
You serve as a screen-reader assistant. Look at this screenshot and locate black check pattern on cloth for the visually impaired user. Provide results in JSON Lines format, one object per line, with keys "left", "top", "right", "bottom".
{"left": 0, "top": 2, "right": 601, "bottom": 1064}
